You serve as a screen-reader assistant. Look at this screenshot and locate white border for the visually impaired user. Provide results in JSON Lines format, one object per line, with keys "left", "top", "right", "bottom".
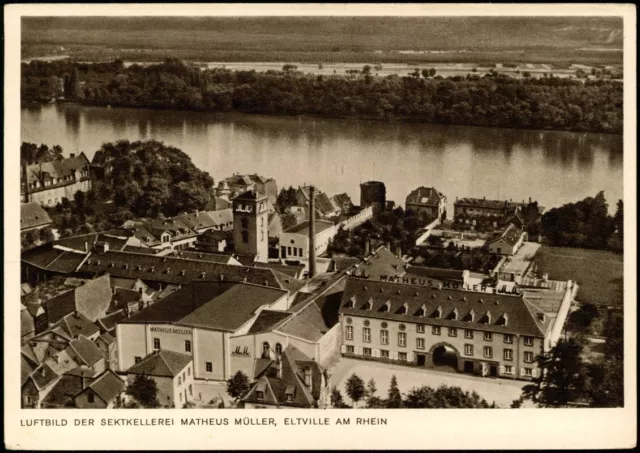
{"left": 4, "top": 4, "right": 637, "bottom": 450}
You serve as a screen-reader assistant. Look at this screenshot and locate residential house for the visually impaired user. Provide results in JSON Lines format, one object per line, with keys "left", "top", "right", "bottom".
{"left": 125, "top": 350, "right": 194, "bottom": 408}
{"left": 405, "top": 186, "right": 447, "bottom": 223}
{"left": 22, "top": 362, "right": 60, "bottom": 408}
{"left": 74, "top": 370, "right": 125, "bottom": 408}
{"left": 20, "top": 202, "right": 53, "bottom": 233}
{"left": 487, "top": 224, "right": 527, "bottom": 256}
{"left": 278, "top": 220, "right": 336, "bottom": 261}
{"left": 40, "top": 366, "right": 98, "bottom": 408}
{"left": 215, "top": 174, "right": 278, "bottom": 209}
{"left": 21, "top": 153, "right": 92, "bottom": 206}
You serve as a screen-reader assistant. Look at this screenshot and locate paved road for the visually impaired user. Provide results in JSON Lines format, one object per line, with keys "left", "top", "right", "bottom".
{"left": 329, "top": 358, "right": 529, "bottom": 408}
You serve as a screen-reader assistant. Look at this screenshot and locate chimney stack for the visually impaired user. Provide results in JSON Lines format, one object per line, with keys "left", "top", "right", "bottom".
{"left": 395, "top": 246, "right": 402, "bottom": 258}
{"left": 277, "top": 359, "right": 283, "bottom": 379}
{"left": 364, "top": 240, "right": 371, "bottom": 256}
{"left": 308, "top": 186, "right": 317, "bottom": 278}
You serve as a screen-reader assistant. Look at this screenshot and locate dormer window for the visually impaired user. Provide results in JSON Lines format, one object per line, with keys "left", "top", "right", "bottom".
{"left": 398, "top": 303, "right": 408, "bottom": 315}
{"left": 379, "top": 300, "right": 390, "bottom": 313}
{"left": 284, "top": 385, "right": 295, "bottom": 402}
{"left": 465, "top": 309, "right": 475, "bottom": 322}
{"left": 536, "top": 313, "right": 545, "bottom": 323}
{"left": 499, "top": 314, "right": 509, "bottom": 326}
{"left": 344, "top": 296, "right": 355, "bottom": 309}
{"left": 450, "top": 307, "right": 459, "bottom": 321}
{"left": 418, "top": 304, "right": 427, "bottom": 317}
{"left": 364, "top": 298, "right": 373, "bottom": 310}
{"left": 433, "top": 305, "right": 442, "bottom": 319}
{"left": 482, "top": 311, "right": 492, "bottom": 324}
{"left": 200, "top": 272, "right": 206, "bottom": 279}
{"left": 165, "top": 268, "right": 171, "bottom": 274}
{"left": 181, "top": 270, "right": 186, "bottom": 276}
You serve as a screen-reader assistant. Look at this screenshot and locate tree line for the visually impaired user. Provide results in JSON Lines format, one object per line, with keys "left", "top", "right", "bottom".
{"left": 22, "top": 58, "right": 622, "bottom": 133}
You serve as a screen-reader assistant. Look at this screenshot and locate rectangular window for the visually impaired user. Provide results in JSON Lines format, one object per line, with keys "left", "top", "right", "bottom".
{"left": 505, "top": 365, "right": 514, "bottom": 375}
{"left": 380, "top": 349, "right": 389, "bottom": 358}
{"left": 189, "top": 385, "right": 193, "bottom": 396}
{"left": 504, "top": 349, "right": 513, "bottom": 361}
{"left": 484, "top": 332, "right": 493, "bottom": 341}
{"left": 398, "top": 332, "right": 407, "bottom": 347}
{"left": 187, "top": 367, "right": 191, "bottom": 376}
{"left": 504, "top": 334, "right": 514, "bottom": 344}
{"left": 524, "top": 336, "right": 534, "bottom": 346}
{"left": 363, "top": 347, "right": 372, "bottom": 356}
{"left": 88, "top": 393, "right": 95, "bottom": 403}
{"left": 256, "top": 391, "right": 264, "bottom": 400}
{"left": 432, "top": 326, "right": 441, "bottom": 335}
{"left": 134, "top": 356, "right": 142, "bottom": 363}
{"left": 185, "top": 340, "right": 191, "bottom": 352}
{"left": 464, "top": 329, "right": 474, "bottom": 339}
{"left": 293, "top": 247, "right": 297, "bottom": 257}
{"left": 524, "top": 351, "right": 534, "bottom": 363}
{"left": 398, "top": 352, "right": 407, "bottom": 361}
{"left": 363, "top": 327, "right": 371, "bottom": 343}
{"left": 287, "top": 246, "right": 292, "bottom": 256}
{"left": 416, "top": 324, "right": 425, "bottom": 333}
{"left": 346, "top": 345, "right": 355, "bottom": 354}
{"left": 205, "top": 362, "right": 213, "bottom": 372}
{"left": 416, "top": 338, "right": 425, "bottom": 350}
{"left": 182, "top": 372, "right": 186, "bottom": 382}
{"left": 346, "top": 325, "right": 353, "bottom": 341}
{"left": 178, "top": 376, "right": 181, "bottom": 386}
{"left": 153, "top": 338, "right": 161, "bottom": 350}
{"left": 524, "top": 368, "right": 533, "bottom": 377}
{"left": 464, "top": 344, "right": 474, "bottom": 356}
{"left": 298, "top": 248, "right": 303, "bottom": 257}
{"left": 380, "top": 330, "right": 389, "bottom": 345}
{"left": 483, "top": 346, "right": 493, "bottom": 358}
{"left": 449, "top": 327, "right": 457, "bottom": 337}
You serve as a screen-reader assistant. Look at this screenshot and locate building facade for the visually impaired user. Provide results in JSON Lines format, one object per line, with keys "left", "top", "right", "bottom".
{"left": 405, "top": 186, "right": 447, "bottom": 223}
{"left": 278, "top": 220, "right": 336, "bottom": 261}
{"left": 338, "top": 277, "right": 564, "bottom": 381}
{"left": 21, "top": 153, "right": 92, "bottom": 206}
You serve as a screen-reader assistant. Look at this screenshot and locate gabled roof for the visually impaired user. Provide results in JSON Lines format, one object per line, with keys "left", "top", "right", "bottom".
{"left": 176, "top": 284, "right": 288, "bottom": 332}
{"left": 284, "top": 219, "right": 334, "bottom": 235}
{"left": 39, "top": 311, "right": 100, "bottom": 340}
{"left": 126, "top": 350, "right": 192, "bottom": 378}
{"left": 173, "top": 211, "right": 218, "bottom": 231}
{"left": 454, "top": 197, "right": 524, "bottom": 210}
{"left": 406, "top": 266, "right": 465, "bottom": 282}
{"left": 315, "top": 192, "right": 339, "bottom": 216}
{"left": 54, "top": 232, "right": 129, "bottom": 253}
{"left": 21, "top": 306, "right": 36, "bottom": 338}
{"left": 45, "top": 347, "right": 79, "bottom": 375}
{"left": 69, "top": 336, "right": 104, "bottom": 367}
{"left": 339, "top": 277, "right": 546, "bottom": 337}
{"left": 205, "top": 209, "right": 233, "bottom": 227}
{"left": 488, "top": 224, "right": 524, "bottom": 246}
{"left": 44, "top": 274, "right": 112, "bottom": 324}
{"left": 21, "top": 246, "right": 88, "bottom": 274}
{"left": 83, "top": 370, "right": 125, "bottom": 403}
{"left": 40, "top": 373, "right": 85, "bottom": 408}
{"left": 331, "top": 193, "right": 353, "bottom": 209}
{"left": 351, "top": 246, "right": 407, "bottom": 280}
{"left": 98, "top": 332, "right": 116, "bottom": 345}
{"left": 27, "top": 362, "right": 59, "bottom": 391}
{"left": 97, "top": 309, "right": 127, "bottom": 333}
{"left": 247, "top": 310, "right": 293, "bottom": 335}
{"left": 21, "top": 202, "right": 53, "bottom": 231}
{"left": 276, "top": 302, "right": 328, "bottom": 342}
{"left": 406, "top": 187, "right": 445, "bottom": 206}
{"left": 234, "top": 190, "right": 267, "bottom": 201}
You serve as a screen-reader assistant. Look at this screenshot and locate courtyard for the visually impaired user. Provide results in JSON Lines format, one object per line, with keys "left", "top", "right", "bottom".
{"left": 328, "top": 357, "right": 530, "bottom": 408}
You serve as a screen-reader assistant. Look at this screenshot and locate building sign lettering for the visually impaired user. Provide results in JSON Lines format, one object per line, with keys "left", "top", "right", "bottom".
{"left": 231, "top": 346, "right": 251, "bottom": 357}
{"left": 376, "top": 275, "right": 522, "bottom": 295}
{"left": 150, "top": 326, "right": 192, "bottom": 335}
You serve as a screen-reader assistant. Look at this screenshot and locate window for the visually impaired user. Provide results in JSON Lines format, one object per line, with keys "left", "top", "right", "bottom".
{"left": 346, "top": 325, "right": 354, "bottom": 340}
{"left": 286, "top": 394, "right": 293, "bottom": 402}
{"left": 178, "top": 376, "right": 182, "bottom": 386}
{"left": 524, "top": 351, "right": 534, "bottom": 363}
{"left": 183, "top": 372, "right": 186, "bottom": 381}
{"left": 287, "top": 246, "right": 292, "bottom": 256}
{"left": 380, "top": 349, "right": 389, "bottom": 358}
{"left": 363, "top": 327, "right": 371, "bottom": 343}
{"left": 524, "top": 336, "right": 534, "bottom": 346}
{"left": 187, "top": 367, "right": 191, "bottom": 376}
{"left": 275, "top": 343, "right": 283, "bottom": 356}
{"left": 241, "top": 218, "right": 248, "bottom": 229}
{"left": 242, "top": 231, "right": 249, "bottom": 243}
{"left": 363, "top": 347, "right": 372, "bottom": 356}
{"left": 504, "top": 365, "right": 514, "bottom": 375}
{"left": 25, "top": 396, "right": 32, "bottom": 405}
{"left": 504, "top": 349, "right": 513, "bottom": 361}
{"left": 432, "top": 326, "right": 441, "bottom": 335}
{"left": 298, "top": 248, "right": 303, "bottom": 256}
{"left": 464, "top": 329, "right": 474, "bottom": 339}
{"left": 483, "top": 332, "right": 493, "bottom": 341}
{"left": 464, "top": 344, "right": 474, "bottom": 356}
{"left": 185, "top": 340, "right": 191, "bottom": 352}
{"left": 416, "top": 338, "right": 425, "bottom": 350}
{"left": 449, "top": 327, "right": 457, "bottom": 337}
{"left": 417, "top": 324, "right": 425, "bottom": 333}
{"left": 379, "top": 329, "right": 389, "bottom": 345}
{"left": 189, "top": 385, "right": 193, "bottom": 396}
{"left": 256, "top": 391, "right": 264, "bottom": 400}
{"left": 483, "top": 346, "right": 493, "bottom": 358}
{"left": 153, "top": 338, "right": 160, "bottom": 350}
{"left": 262, "top": 342, "right": 270, "bottom": 357}
{"left": 504, "top": 334, "right": 514, "bottom": 344}
{"left": 88, "top": 392, "right": 95, "bottom": 403}
{"left": 398, "top": 332, "right": 407, "bottom": 347}
{"left": 346, "top": 345, "right": 354, "bottom": 354}
{"left": 293, "top": 247, "right": 297, "bottom": 257}
{"left": 524, "top": 368, "right": 533, "bottom": 377}
{"left": 205, "top": 362, "right": 213, "bottom": 372}
{"left": 398, "top": 352, "right": 407, "bottom": 361}
{"left": 134, "top": 356, "right": 142, "bottom": 363}
{"left": 304, "top": 368, "right": 312, "bottom": 386}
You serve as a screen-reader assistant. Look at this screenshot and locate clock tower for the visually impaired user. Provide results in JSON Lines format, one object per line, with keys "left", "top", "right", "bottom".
{"left": 232, "top": 190, "right": 269, "bottom": 262}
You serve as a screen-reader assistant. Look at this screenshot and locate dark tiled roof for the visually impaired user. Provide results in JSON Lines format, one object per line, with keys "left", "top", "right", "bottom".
{"left": 234, "top": 190, "right": 266, "bottom": 201}
{"left": 339, "top": 277, "right": 548, "bottom": 337}
{"left": 173, "top": 211, "right": 218, "bottom": 231}
{"left": 44, "top": 274, "right": 112, "bottom": 324}
{"left": 254, "top": 262, "right": 304, "bottom": 279}
{"left": 29, "top": 362, "right": 59, "bottom": 391}
{"left": 46, "top": 251, "right": 89, "bottom": 273}
{"left": 22, "top": 247, "right": 67, "bottom": 269}
{"left": 489, "top": 224, "right": 524, "bottom": 246}
{"left": 39, "top": 311, "right": 100, "bottom": 340}
{"left": 98, "top": 332, "right": 116, "bottom": 345}
{"left": 23, "top": 153, "right": 90, "bottom": 186}
{"left": 172, "top": 250, "right": 235, "bottom": 264}
{"left": 247, "top": 310, "right": 292, "bottom": 334}
{"left": 406, "top": 266, "right": 465, "bottom": 281}
{"left": 21, "top": 354, "right": 37, "bottom": 386}
{"left": 177, "top": 284, "right": 288, "bottom": 332}
{"left": 312, "top": 291, "right": 343, "bottom": 329}
{"left": 315, "top": 192, "right": 338, "bottom": 216}
{"left": 455, "top": 197, "right": 524, "bottom": 210}
{"left": 21, "top": 306, "right": 36, "bottom": 337}
{"left": 351, "top": 246, "right": 406, "bottom": 280}
{"left": 406, "top": 187, "right": 445, "bottom": 206}
{"left": 205, "top": 209, "right": 233, "bottom": 227}
{"left": 121, "top": 245, "right": 161, "bottom": 255}
{"left": 284, "top": 219, "right": 334, "bottom": 235}
{"left": 332, "top": 256, "right": 361, "bottom": 273}
{"left": 112, "top": 288, "right": 141, "bottom": 307}
{"left": 276, "top": 302, "right": 328, "bottom": 341}
{"left": 40, "top": 374, "right": 84, "bottom": 408}
{"left": 78, "top": 251, "right": 288, "bottom": 289}
{"left": 54, "top": 233, "right": 128, "bottom": 253}
{"left": 98, "top": 309, "right": 127, "bottom": 332}
{"left": 126, "top": 350, "right": 192, "bottom": 378}
{"left": 69, "top": 336, "right": 104, "bottom": 366}
{"left": 331, "top": 193, "right": 353, "bottom": 209}
{"left": 85, "top": 370, "right": 125, "bottom": 403}
{"left": 121, "top": 281, "right": 235, "bottom": 324}
{"left": 20, "top": 202, "right": 53, "bottom": 231}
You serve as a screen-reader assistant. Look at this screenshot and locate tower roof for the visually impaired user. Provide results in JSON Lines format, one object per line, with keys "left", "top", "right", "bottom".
{"left": 234, "top": 190, "right": 267, "bottom": 201}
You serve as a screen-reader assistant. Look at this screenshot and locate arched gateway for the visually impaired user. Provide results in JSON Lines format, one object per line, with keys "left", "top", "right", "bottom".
{"left": 427, "top": 342, "right": 461, "bottom": 372}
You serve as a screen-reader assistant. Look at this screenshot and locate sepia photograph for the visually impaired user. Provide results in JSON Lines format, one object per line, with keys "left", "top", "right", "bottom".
{"left": 5, "top": 3, "right": 636, "bottom": 450}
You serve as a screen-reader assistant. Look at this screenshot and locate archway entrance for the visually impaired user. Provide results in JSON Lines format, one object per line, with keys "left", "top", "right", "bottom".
{"left": 432, "top": 345, "right": 458, "bottom": 371}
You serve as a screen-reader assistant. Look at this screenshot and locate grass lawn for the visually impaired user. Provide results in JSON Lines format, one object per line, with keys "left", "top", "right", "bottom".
{"left": 534, "top": 245, "right": 624, "bottom": 306}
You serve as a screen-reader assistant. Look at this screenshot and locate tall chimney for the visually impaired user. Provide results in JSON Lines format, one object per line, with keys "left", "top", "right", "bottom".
{"left": 308, "top": 185, "right": 317, "bottom": 277}
{"left": 364, "top": 240, "right": 371, "bottom": 256}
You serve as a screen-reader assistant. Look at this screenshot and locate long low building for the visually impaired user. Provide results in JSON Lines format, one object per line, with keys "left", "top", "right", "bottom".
{"left": 338, "top": 275, "right": 574, "bottom": 381}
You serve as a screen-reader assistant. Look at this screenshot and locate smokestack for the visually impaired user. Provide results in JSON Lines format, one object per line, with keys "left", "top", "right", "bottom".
{"left": 308, "top": 185, "right": 317, "bottom": 277}
{"left": 365, "top": 240, "right": 371, "bottom": 256}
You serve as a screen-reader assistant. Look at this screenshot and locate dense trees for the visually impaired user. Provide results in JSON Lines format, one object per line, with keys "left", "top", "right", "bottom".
{"left": 22, "top": 59, "right": 623, "bottom": 133}
{"left": 126, "top": 374, "right": 160, "bottom": 408}
{"left": 226, "top": 370, "right": 250, "bottom": 402}
{"left": 345, "top": 373, "right": 366, "bottom": 407}
{"left": 541, "top": 191, "right": 620, "bottom": 250}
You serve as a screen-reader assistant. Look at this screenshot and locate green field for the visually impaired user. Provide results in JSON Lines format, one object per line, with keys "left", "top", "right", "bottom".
{"left": 21, "top": 16, "right": 623, "bottom": 66}
{"left": 535, "top": 246, "right": 624, "bottom": 307}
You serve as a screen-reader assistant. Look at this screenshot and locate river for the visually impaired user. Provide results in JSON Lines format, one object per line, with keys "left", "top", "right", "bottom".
{"left": 21, "top": 103, "right": 623, "bottom": 213}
